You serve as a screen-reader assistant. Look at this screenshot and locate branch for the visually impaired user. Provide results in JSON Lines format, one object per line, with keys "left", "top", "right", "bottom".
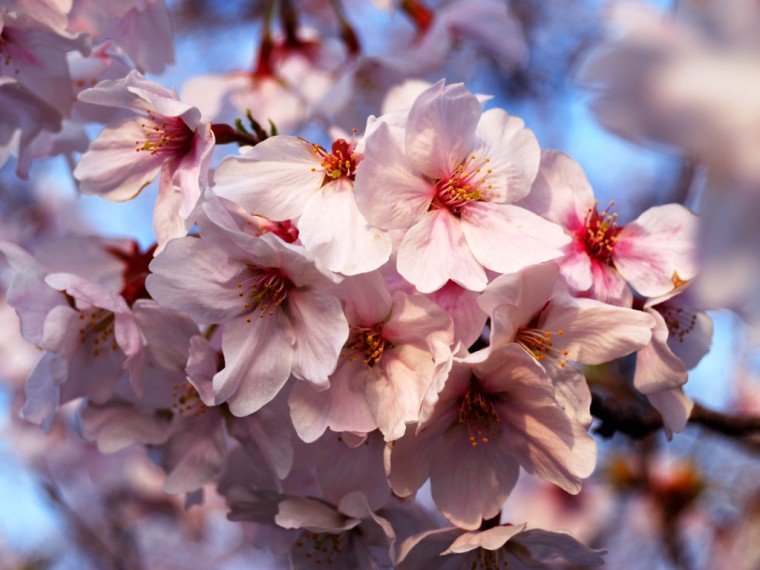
{"left": 590, "top": 390, "right": 760, "bottom": 443}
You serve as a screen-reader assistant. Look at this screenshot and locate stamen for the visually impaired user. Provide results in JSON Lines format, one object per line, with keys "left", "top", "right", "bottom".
{"left": 310, "top": 136, "right": 361, "bottom": 183}
{"left": 516, "top": 327, "right": 568, "bottom": 367}
{"left": 78, "top": 309, "right": 117, "bottom": 358}
{"left": 430, "top": 154, "right": 491, "bottom": 216}
{"left": 658, "top": 304, "right": 698, "bottom": 343}
{"left": 236, "top": 266, "right": 290, "bottom": 319}
{"left": 170, "top": 381, "right": 207, "bottom": 419}
{"left": 458, "top": 377, "right": 501, "bottom": 447}
{"left": 340, "top": 324, "right": 392, "bottom": 367}
{"left": 580, "top": 200, "right": 620, "bottom": 263}
{"left": 135, "top": 110, "right": 194, "bottom": 157}
{"left": 292, "top": 530, "right": 344, "bottom": 566}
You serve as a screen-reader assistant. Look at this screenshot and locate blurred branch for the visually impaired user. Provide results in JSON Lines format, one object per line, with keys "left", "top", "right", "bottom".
{"left": 41, "top": 481, "right": 145, "bottom": 570}
{"left": 591, "top": 390, "right": 760, "bottom": 445}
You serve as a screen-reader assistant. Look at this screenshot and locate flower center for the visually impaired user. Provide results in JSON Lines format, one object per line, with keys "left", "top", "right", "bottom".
{"left": 341, "top": 324, "right": 392, "bottom": 367}
{"left": 0, "top": 29, "right": 20, "bottom": 74}
{"left": 430, "top": 154, "right": 492, "bottom": 217}
{"left": 135, "top": 110, "right": 194, "bottom": 157}
{"left": 515, "top": 327, "right": 568, "bottom": 368}
{"left": 245, "top": 213, "right": 299, "bottom": 243}
{"left": 78, "top": 309, "right": 118, "bottom": 358}
{"left": 463, "top": 548, "right": 509, "bottom": 570}
{"left": 580, "top": 200, "right": 620, "bottom": 263}
{"left": 236, "top": 267, "right": 290, "bottom": 322}
{"left": 311, "top": 137, "right": 361, "bottom": 182}
{"left": 170, "top": 381, "right": 207, "bottom": 419}
{"left": 458, "top": 377, "right": 501, "bottom": 447}
{"left": 658, "top": 304, "right": 698, "bottom": 343}
{"left": 293, "top": 530, "right": 345, "bottom": 565}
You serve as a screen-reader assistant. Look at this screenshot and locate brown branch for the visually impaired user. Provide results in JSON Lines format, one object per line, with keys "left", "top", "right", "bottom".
{"left": 590, "top": 390, "right": 760, "bottom": 444}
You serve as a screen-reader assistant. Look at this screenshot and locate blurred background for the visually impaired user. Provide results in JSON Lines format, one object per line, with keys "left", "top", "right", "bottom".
{"left": 2, "top": 0, "right": 760, "bottom": 568}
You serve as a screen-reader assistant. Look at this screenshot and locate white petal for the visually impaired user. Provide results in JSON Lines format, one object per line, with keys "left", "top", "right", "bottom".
{"left": 212, "top": 135, "right": 324, "bottom": 220}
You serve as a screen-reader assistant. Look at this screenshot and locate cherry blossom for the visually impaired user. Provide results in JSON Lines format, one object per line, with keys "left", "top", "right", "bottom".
{"left": 146, "top": 198, "right": 348, "bottom": 417}
{"left": 479, "top": 263, "right": 655, "bottom": 425}
{"left": 213, "top": 133, "right": 391, "bottom": 275}
{"left": 397, "top": 523, "right": 605, "bottom": 570}
{"left": 634, "top": 275, "right": 713, "bottom": 433}
{"left": 73, "top": 70, "right": 215, "bottom": 250}
{"left": 387, "top": 345, "right": 596, "bottom": 530}
{"left": 288, "top": 271, "right": 453, "bottom": 442}
{"left": 520, "top": 150, "right": 699, "bottom": 306}
{"left": 355, "top": 81, "right": 569, "bottom": 292}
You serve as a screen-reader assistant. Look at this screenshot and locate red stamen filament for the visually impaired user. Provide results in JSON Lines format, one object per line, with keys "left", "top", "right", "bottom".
{"left": 135, "top": 110, "right": 194, "bottom": 156}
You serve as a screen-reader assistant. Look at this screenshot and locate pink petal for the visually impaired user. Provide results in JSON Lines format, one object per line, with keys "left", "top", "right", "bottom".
{"left": 397, "top": 210, "right": 487, "bottom": 293}
{"left": 614, "top": 203, "right": 698, "bottom": 298}
{"left": 587, "top": 260, "right": 632, "bottom": 307}
{"left": 539, "top": 294, "right": 655, "bottom": 365}
{"left": 519, "top": 150, "right": 595, "bottom": 228}
{"left": 472, "top": 108, "right": 540, "bottom": 203}
{"left": 212, "top": 136, "right": 324, "bottom": 220}
{"left": 287, "top": 287, "right": 348, "bottom": 388}
{"left": 354, "top": 121, "right": 434, "bottom": 230}
{"left": 404, "top": 82, "right": 481, "bottom": 179}
{"left": 298, "top": 178, "right": 392, "bottom": 275}
{"left": 288, "top": 361, "right": 377, "bottom": 443}
{"left": 647, "top": 388, "right": 693, "bottom": 434}
{"left": 633, "top": 309, "right": 688, "bottom": 395}
{"left": 214, "top": 313, "right": 295, "bottom": 416}
{"left": 430, "top": 426, "right": 520, "bottom": 529}
{"left": 74, "top": 118, "right": 164, "bottom": 201}
{"left": 462, "top": 202, "right": 569, "bottom": 275}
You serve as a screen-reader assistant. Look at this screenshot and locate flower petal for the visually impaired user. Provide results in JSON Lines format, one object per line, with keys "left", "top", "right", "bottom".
{"left": 398, "top": 210, "right": 487, "bottom": 293}
{"left": 462, "top": 203, "right": 569, "bottom": 275}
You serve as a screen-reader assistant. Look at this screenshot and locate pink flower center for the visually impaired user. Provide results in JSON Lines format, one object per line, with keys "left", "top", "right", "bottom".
{"left": 341, "top": 324, "right": 392, "bottom": 367}
{"left": 658, "top": 304, "right": 698, "bottom": 343}
{"left": 311, "top": 137, "right": 361, "bottom": 182}
{"left": 430, "top": 154, "right": 492, "bottom": 217}
{"left": 466, "top": 548, "right": 509, "bottom": 570}
{"left": 516, "top": 327, "right": 568, "bottom": 368}
{"left": 293, "top": 530, "right": 345, "bottom": 565}
{"left": 77, "top": 309, "right": 118, "bottom": 358}
{"left": 236, "top": 267, "right": 290, "bottom": 322}
{"left": 579, "top": 201, "right": 620, "bottom": 263}
{"left": 458, "top": 377, "right": 501, "bottom": 448}
{"left": 170, "top": 381, "right": 207, "bottom": 419}
{"left": 135, "top": 110, "right": 194, "bottom": 157}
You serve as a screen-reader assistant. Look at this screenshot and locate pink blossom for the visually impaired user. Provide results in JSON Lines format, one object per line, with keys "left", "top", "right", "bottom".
{"left": 213, "top": 134, "right": 391, "bottom": 275}
{"left": 520, "top": 150, "right": 699, "bottom": 306}
{"left": 387, "top": 345, "right": 596, "bottom": 530}
{"left": 146, "top": 199, "right": 348, "bottom": 417}
{"left": 67, "top": 0, "right": 174, "bottom": 74}
{"left": 397, "top": 523, "right": 605, "bottom": 569}
{"left": 479, "top": 262, "right": 654, "bottom": 424}
{"left": 634, "top": 276, "right": 713, "bottom": 433}
{"left": 288, "top": 271, "right": 453, "bottom": 442}
{"left": 73, "top": 71, "right": 215, "bottom": 250}
{"left": 396, "top": 0, "right": 527, "bottom": 76}
{"left": 354, "top": 81, "right": 569, "bottom": 292}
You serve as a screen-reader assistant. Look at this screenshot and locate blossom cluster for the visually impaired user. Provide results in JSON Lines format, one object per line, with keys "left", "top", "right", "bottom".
{"left": 0, "top": 0, "right": 732, "bottom": 568}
